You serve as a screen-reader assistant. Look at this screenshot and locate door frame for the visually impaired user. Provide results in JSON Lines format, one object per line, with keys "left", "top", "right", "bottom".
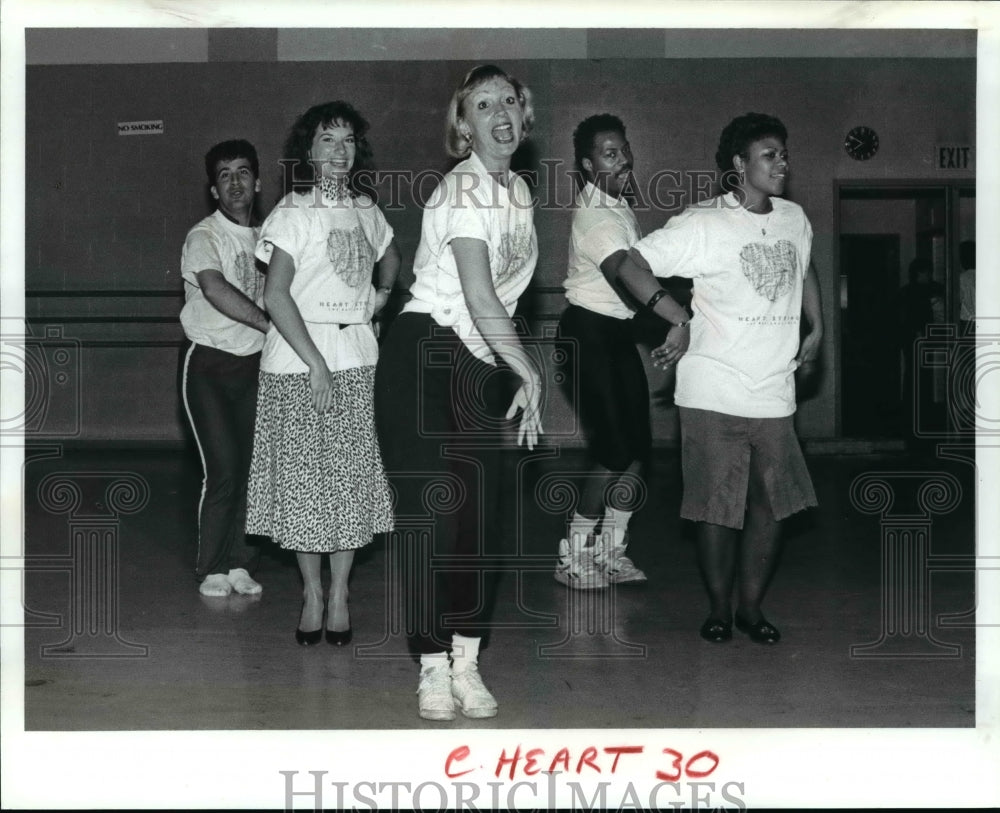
{"left": 833, "top": 179, "right": 974, "bottom": 438}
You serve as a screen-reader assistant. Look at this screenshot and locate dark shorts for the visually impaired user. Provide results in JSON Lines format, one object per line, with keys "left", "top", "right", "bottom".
{"left": 679, "top": 406, "right": 817, "bottom": 530}
{"left": 558, "top": 305, "right": 651, "bottom": 472}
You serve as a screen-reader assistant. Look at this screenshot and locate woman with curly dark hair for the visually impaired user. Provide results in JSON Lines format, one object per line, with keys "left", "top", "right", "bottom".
{"left": 279, "top": 100, "right": 375, "bottom": 198}
{"left": 246, "top": 101, "right": 401, "bottom": 647}
{"left": 613, "top": 112, "right": 824, "bottom": 645}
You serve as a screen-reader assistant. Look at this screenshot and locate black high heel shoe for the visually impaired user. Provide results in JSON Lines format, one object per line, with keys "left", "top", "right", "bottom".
{"left": 326, "top": 596, "right": 354, "bottom": 646}
{"left": 326, "top": 597, "right": 351, "bottom": 646}
{"left": 325, "top": 627, "right": 352, "bottom": 646}
{"left": 296, "top": 597, "right": 324, "bottom": 646}
{"left": 296, "top": 627, "right": 322, "bottom": 646}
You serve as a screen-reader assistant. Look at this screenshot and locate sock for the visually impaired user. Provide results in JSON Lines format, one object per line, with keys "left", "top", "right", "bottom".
{"left": 568, "top": 512, "right": 598, "bottom": 548}
{"left": 420, "top": 652, "right": 449, "bottom": 674}
{"left": 450, "top": 634, "right": 481, "bottom": 673}
{"left": 603, "top": 506, "right": 633, "bottom": 548}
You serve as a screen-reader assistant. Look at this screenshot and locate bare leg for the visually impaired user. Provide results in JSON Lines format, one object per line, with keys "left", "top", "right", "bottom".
{"left": 696, "top": 522, "right": 738, "bottom": 620}
{"left": 297, "top": 552, "right": 323, "bottom": 632}
{"left": 327, "top": 549, "right": 355, "bottom": 632}
{"left": 736, "top": 468, "right": 783, "bottom": 623}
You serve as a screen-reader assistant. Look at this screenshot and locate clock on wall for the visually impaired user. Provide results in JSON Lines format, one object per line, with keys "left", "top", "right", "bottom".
{"left": 844, "top": 126, "right": 879, "bottom": 161}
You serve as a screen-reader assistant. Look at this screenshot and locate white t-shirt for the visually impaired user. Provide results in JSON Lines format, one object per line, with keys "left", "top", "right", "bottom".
{"left": 564, "top": 182, "right": 641, "bottom": 319}
{"left": 632, "top": 192, "right": 813, "bottom": 418}
{"left": 255, "top": 189, "right": 394, "bottom": 374}
{"left": 403, "top": 151, "right": 538, "bottom": 363}
{"left": 179, "top": 210, "right": 265, "bottom": 356}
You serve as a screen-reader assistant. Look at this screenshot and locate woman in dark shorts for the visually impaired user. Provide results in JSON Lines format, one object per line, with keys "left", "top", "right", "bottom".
{"left": 613, "top": 112, "right": 824, "bottom": 643}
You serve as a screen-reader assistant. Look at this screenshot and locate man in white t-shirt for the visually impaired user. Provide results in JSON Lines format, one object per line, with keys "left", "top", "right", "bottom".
{"left": 554, "top": 113, "right": 650, "bottom": 590}
{"left": 179, "top": 140, "right": 270, "bottom": 598}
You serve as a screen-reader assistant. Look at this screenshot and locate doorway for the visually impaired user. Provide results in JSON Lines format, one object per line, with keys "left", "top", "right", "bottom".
{"left": 840, "top": 233, "right": 902, "bottom": 437}
{"left": 837, "top": 183, "right": 973, "bottom": 439}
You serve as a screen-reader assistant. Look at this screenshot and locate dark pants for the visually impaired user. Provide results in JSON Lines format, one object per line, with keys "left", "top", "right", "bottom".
{"left": 182, "top": 342, "right": 261, "bottom": 579}
{"left": 374, "top": 313, "right": 507, "bottom": 654}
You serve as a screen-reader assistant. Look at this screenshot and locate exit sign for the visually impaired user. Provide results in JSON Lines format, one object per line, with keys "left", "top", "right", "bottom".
{"left": 936, "top": 144, "right": 973, "bottom": 170}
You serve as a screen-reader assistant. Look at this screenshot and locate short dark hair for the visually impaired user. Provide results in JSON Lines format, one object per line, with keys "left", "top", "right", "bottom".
{"left": 572, "top": 113, "right": 626, "bottom": 178}
{"left": 204, "top": 139, "right": 259, "bottom": 185}
{"left": 960, "top": 240, "right": 975, "bottom": 270}
{"left": 715, "top": 113, "right": 788, "bottom": 190}
{"left": 282, "top": 101, "right": 374, "bottom": 195}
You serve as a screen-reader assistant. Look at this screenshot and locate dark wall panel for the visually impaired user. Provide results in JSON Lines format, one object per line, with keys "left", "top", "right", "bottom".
{"left": 25, "top": 57, "right": 975, "bottom": 443}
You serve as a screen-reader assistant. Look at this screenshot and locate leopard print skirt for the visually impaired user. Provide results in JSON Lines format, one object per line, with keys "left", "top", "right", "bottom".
{"left": 246, "top": 366, "right": 394, "bottom": 552}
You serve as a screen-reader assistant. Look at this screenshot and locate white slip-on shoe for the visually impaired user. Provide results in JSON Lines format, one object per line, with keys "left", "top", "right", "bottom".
{"left": 199, "top": 573, "right": 232, "bottom": 597}
{"left": 227, "top": 568, "right": 263, "bottom": 595}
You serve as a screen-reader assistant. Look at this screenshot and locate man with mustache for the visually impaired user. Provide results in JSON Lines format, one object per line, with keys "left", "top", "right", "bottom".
{"left": 554, "top": 114, "right": 651, "bottom": 590}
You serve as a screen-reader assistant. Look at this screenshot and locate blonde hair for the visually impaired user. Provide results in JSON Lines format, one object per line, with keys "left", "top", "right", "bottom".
{"left": 444, "top": 64, "right": 534, "bottom": 159}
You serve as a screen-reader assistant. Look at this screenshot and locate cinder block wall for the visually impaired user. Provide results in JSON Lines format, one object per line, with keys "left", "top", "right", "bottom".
{"left": 21, "top": 30, "right": 976, "bottom": 444}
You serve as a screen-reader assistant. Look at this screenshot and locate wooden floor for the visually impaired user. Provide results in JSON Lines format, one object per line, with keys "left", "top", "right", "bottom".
{"left": 18, "top": 444, "right": 977, "bottom": 732}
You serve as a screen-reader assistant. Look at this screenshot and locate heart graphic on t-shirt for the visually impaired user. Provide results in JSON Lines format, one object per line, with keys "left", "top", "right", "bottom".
{"left": 235, "top": 251, "right": 264, "bottom": 302}
{"left": 740, "top": 239, "right": 798, "bottom": 302}
{"left": 326, "top": 226, "right": 375, "bottom": 288}
{"left": 495, "top": 224, "right": 532, "bottom": 289}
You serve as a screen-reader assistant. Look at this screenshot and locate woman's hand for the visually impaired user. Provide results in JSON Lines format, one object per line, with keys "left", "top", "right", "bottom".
{"left": 795, "top": 327, "right": 823, "bottom": 382}
{"left": 796, "top": 327, "right": 823, "bottom": 367}
{"left": 651, "top": 324, "right": 690, "bottom": 370}
{"left": 370, "top": 288, "right": 391, "bottom": 340}
{"left": 797, "top": 267, "right": 824, "bottom": 379}
{"left": 308, "top": 364, "right": 337, "bottom": 415}
{"left": 505, "top": 375, "right": 543, "bottom": 450}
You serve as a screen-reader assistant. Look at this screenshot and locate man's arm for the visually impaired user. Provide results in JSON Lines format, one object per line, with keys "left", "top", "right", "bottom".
{"left": 600, "top": 250, "right": 688, "bottom": 325}
{"left": 607, "top": 250, "right": 691, "bottom": 365}
{"left": 197, "top": 268, "right": 270, "bottom": 333}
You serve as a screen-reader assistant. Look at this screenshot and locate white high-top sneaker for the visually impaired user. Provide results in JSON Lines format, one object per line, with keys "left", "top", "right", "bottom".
{"left": 598, "top": 541, "right": 647, "bottom": 583}
{"left": 595, "top": 510, "right": 647, "bottom": 584}
{"left": 554, "top": 535, "right": 609, "bottom": 590}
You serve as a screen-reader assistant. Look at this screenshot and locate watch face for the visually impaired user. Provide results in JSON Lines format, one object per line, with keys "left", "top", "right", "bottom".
{"left": 845, "top": 126, "right": 879, "bottom": 161}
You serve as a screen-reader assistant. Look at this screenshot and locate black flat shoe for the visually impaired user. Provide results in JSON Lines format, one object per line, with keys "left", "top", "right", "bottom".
{"left": 699, "top": 617, "right": 732, "bottom": 643}
{"left": 295, "top": 628, "right": 322, "bottom": 646}
{"left": 325, "top": 627, "right": 353, "bottom": 646}
{"left": 734, "top": 614, "right": 781, "bottom": 644}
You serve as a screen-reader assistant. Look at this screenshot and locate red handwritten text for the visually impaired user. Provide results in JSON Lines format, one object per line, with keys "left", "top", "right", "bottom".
{"left": 444, "top": 745, "right": 719, "bottom": 782}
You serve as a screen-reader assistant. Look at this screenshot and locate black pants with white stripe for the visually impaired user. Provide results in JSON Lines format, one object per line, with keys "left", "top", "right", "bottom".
{"left": 182, "top": 342, "right": 261, "bottom": 579}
